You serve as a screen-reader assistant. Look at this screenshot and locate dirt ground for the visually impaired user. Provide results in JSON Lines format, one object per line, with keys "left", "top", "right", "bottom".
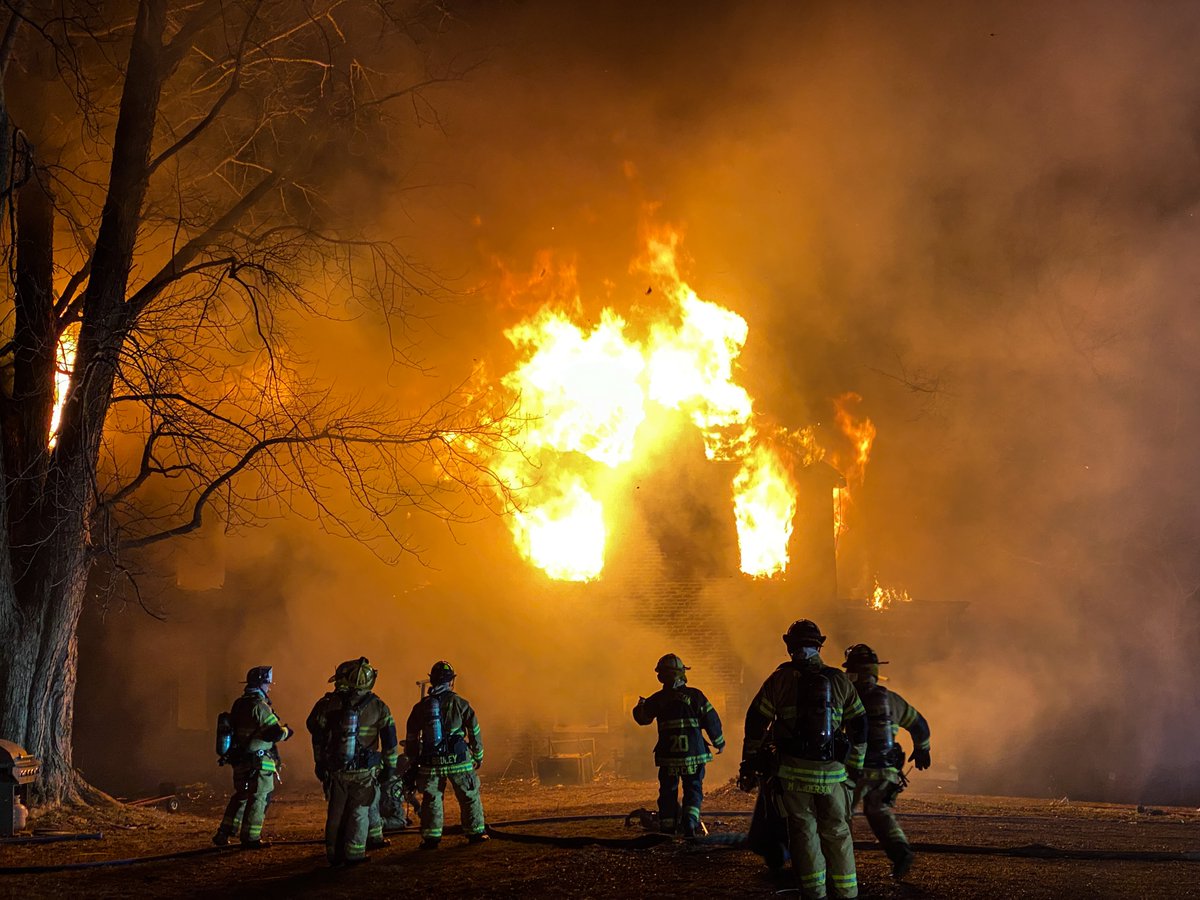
{"left": 2, "top": 779, "right": 1198, "bottom": 898}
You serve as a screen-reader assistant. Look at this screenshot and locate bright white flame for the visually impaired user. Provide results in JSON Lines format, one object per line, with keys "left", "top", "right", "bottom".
{"left": 733, "top": 444, "right": 797, "bottom": 578}
{"left": 49, "top": 327, "right": 79, "bottom": 448}
{"left": 510, "top": 476, "right": 606, "bottom": 582}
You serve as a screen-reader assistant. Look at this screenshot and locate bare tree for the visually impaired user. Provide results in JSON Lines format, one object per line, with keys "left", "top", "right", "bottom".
{"left": 0, "top": 0, "right": 513, "bottom": 805}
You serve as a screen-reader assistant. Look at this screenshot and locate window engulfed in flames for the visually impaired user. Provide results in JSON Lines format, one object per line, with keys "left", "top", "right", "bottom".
{"left": 490, "top": 227, "right": 837, "bottom": 583}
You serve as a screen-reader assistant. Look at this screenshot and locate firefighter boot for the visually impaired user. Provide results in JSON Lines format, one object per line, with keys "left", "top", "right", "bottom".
{"left": 886, "top": 841, "right": 915, "bottom": 879}
{"left": 211, "top": 828, "right": 233, "bottom": 846}
{"left": 419, "top": 838, "right": 440, "bottom": 850}
{"left": 467, "top": 832, "right": 490, "bottom": 845}
{"left": 366, "top": 836, "right": 391, "bottom": 850}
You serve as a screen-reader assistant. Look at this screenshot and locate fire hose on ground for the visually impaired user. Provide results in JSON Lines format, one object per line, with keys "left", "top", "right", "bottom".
{"left": 2, "top": 811, "right": 1199, "bottom": 874}
{"left": 0, "top": 832, "right": 103, "bottom": 846}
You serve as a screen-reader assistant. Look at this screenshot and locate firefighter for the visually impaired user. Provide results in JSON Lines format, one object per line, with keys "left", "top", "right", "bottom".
{"left": 404, "top": 661, "right": 488, "bottom": 848}
{"left": 740, "top": 619, "right": 868, "bottom": 900}
{"left": 306, "top": 657, "right": 399, "bottom": 866}
{"left": 841, "top": 643, "right": 932, "bottom": 880}
{"left": 213, "top": 666, "right": 293, "bottom": 848}
{"left": 314, "top": 659, "right": 393, "bottom": 851}
{"left": 632, "top": 653, "right": 725, "bottom": 837}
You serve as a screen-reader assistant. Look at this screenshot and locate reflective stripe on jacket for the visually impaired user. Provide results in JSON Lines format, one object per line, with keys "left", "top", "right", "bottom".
{"left": 859, "top": 687, "right": 930, "bottom": 776}
{"left": 633, "top": 685, "right": 724, "bottom": 772}
{"left": 743, "top": 656, "right": 867, "bottom": 794}
{"left": 305, "top": 690, "right": 400, "bottom": 772}
{"left": 230, "top": 689, "right": 287, "bottom": 773}
{"left": 405, "top": 691, "right": 484, "bottom": 775}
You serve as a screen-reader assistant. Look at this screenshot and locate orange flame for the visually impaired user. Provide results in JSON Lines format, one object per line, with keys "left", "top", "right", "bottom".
{"left": 828, "top": 392, "right": 876, "bottom": 548}
{"left": 492, "top": 226, "right": 798, "bottom": 581}
{"left": 869, "top": 576, "right": 912, "bottom": 611}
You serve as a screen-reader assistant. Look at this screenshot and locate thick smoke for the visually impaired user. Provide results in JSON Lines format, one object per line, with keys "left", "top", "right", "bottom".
{"left": 78, "top": 0, "right": 1200, "bottom": 802}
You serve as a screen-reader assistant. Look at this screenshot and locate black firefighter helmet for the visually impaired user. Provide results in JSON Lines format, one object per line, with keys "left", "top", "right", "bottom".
{"left": 654, "top": 653, "right": 689, "bottom": 674}
{"left": 429, "top": 660, "right": 456, "bottom": 686}
{"left": 244, "top": 665, "right": 273, "bottom": 688}
{"left": 654, "top": 653, "right": 689, "bottom": 684}
{"left": 842, "top": 643, "right": 889, "bottom": 673}
{"left": 782, "top": 619, "right": 826, "bottom": 654}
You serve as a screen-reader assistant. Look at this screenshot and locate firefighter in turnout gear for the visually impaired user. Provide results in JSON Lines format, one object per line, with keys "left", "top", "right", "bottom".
{"left": 632, "top": 653, "right": 725, "bottom": 837}
{"left": 324, "top": 659, "right": 393, "bottom": 850}
{"left": 842, "top": 643, "right": 932, "bottom": 880}
{"left": 405, "top": 661, "right": 488, "bottom": 849}
{"left": 741, "top": 620, "right": 868, "bottom": 900}
{"left": 306, "top": 657, "right": 400, "bottom": 866}
{"left": 213, "top": 666, "right": 293, "bottom": 848}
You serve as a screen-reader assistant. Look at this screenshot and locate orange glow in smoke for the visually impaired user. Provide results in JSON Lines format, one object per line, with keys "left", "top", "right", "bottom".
{"left": 49, "top": 327, "right": 78, "bottom": 448}
{"left": 493, "top": 226, "right": 798, "bottom": 581}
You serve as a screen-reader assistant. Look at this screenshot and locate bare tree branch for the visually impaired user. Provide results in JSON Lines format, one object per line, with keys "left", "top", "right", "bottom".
{"left": 124, "top": 170, "right": 282, "bottom": 318}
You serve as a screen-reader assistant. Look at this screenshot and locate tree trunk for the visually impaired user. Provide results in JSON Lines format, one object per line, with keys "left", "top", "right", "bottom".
{"left": 0, "top": 0, "right": 170, "bottom": 806}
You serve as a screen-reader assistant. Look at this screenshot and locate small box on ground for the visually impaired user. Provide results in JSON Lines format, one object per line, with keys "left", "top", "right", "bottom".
{"left": 536, "top": 738, "right": 596, "bottom": 786}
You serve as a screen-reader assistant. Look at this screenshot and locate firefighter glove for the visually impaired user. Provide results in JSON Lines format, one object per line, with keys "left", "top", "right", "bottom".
{"left": 380, "top": 766, "right": 396, "bottom": 785}
{"left": 845, "top": 767, "right": 863, "bottom": 789}
{"left": 281, "top": 724, "right": 293, "bottom": 741}
{"left": 737, "top": 760, "right": 758, "bottom": 793}
{"left": 910, "top": 747, "right": 931, "bottom": 770}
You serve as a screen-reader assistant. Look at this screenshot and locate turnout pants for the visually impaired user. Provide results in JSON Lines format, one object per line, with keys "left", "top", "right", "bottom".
{"left": 367, "top": 780, "right": 384, "bottom": 844}
{"left": 217, "top": 766, "right": 274, "bottom": 842}
{"left": 779, "top": 782, "right": 858, "bottom": 900}
{"left": 656, "top": 765, "right": 705, "bottom": 835}
{"left": 325, "top": 770, "right": 376, "bottom": 863}
{"left": 415, "top": 770, "right": 486, "bottom": 839}
{"left": 853, "top": 774, "right": 909, "bottom": 849}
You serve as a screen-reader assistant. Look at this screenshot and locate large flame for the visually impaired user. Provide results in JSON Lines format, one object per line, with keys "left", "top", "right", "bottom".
{"left": 492, "top": 227, "right": 798, "bottom": 581}
{"left": 49, "top": 327, "right": 79, "bottom": 448}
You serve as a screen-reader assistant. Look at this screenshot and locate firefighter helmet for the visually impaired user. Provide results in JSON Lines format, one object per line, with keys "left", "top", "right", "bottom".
{"left": 783, "top": 619, "right": 826, "bottom": 652}
{"left": 429, "top": 660, "right": 456, "bottom": 686}
{"left": 842, "top": 643, "right": 888, "bottom": 672}
{"left": 245, "top": 665, "right": 273, "bottom": 687}
{"left": 329, "top": 657, "right": 376, "bottom": 691}
{"left": 654, "top": 653, "right": 690, "bottom": 674}
{"left": 329, "top": 659, "right": 354, "bottom": 689}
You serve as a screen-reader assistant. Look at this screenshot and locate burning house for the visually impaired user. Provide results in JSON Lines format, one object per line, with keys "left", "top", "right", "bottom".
{"left": 71, "top": 224, "right": 955, "bottom": 796}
